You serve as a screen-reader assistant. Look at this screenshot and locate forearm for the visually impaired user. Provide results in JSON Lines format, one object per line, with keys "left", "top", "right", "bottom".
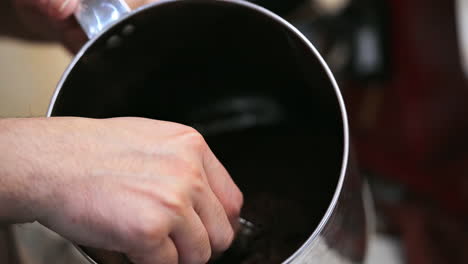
{"left": 0, "top": 116, "right": 243, "bottom": 263}
{"left": 0, "top": 118, "right": 50, "bottom": 224}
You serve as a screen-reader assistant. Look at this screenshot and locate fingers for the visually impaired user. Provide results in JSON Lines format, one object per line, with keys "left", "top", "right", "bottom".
{"left": 19, "top": 0, "right": 79, "bottom": 20}
{"left": 128, "top": 238, "right": 178, "bottom": 264}
{"left": 170, "top": 208, "right": 212, "bottom": 264}
{"left": 202, "top": 146, "right": 244, "bottom": 223}
{"left": 13, "top": 0, "right": 85, "bottom": 52}
{"left": 176, "top": 127, "right": 243, "bottom": 250}
{"left": 46, "top": 0, "right": 85, "bottom": 53}
{"left": 47, "top": 0, "right": 80, "bottom": 20}
{"left": 176, "top": 127, "right": 243, "bottom": 223}
{"left": 192, "top": 181, "right": 235, "bottom": 254}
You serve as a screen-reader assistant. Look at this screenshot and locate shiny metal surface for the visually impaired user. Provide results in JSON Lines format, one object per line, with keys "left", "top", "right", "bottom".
{"left": 215, "top": 217, "right": 261, "bottom": 260}
{"left": 456, "top": 0, "right": 468, "bottom": 78}
{"left": 75, "top": 0, "right": 130, "bottom": 39}
{"left": 48, "top": 0, "right": 370, "bottom": 263}
{"left": 290, "top": 154, "right": 368, "bottom": 264}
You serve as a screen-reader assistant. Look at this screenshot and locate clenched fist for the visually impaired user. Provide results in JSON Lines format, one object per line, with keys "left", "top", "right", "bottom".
{"left": 0, "top": 117, "right": 243, "bottom": 264}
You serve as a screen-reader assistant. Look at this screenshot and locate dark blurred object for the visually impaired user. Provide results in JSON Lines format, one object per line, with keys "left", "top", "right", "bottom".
{"left": 0, "top": 227, "right": 19, "bottom": 264}
{"left": 345, "top": 0, "right": 468, "bottom": 221}
{"left": 245, "top": 0, "right": 391, "bottom": 79}
{"left": 382, "top": 198, "right": 468, "bottom": 264}
{"left": 275, "top": 0, "right": 468, "bottom": 263}
{"left": 271, "top": 0, "right": 467, "bottom": 220}
{"left": 343, "top": 0, "right": 468, "bottom": 262}
{"left": 256, "top": 0, "right": 468, "bottom": 215}
{"left": 369, "top": 176, "right": 468, "bottom": 264}
{"left": 283, "top": 0, "right": 391, "bottom": 80}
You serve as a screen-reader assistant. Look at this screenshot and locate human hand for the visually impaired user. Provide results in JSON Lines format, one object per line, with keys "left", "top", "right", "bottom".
{"left": 12, "top": 0, "right": 152, "bottom": 52}
{"left": 0, "top": 117, "right": 243, "bottom": 264}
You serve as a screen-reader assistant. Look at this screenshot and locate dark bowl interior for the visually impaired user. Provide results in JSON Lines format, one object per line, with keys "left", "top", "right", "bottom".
{"left": 50, "top": 1, "right": 345, "bottom": 263}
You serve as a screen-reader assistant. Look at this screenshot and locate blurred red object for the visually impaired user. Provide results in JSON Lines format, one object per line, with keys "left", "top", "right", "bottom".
{"left": 345, "top": 0, "right": 468, "bottom": 219}
{"left": 382, "top": 199, "right": 468, "bottom": 264}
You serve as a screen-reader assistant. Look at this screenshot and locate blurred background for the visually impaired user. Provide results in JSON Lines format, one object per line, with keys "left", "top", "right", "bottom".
{"left": 0, "top": 40, "right": 70, "bottom": 117}
{"left": 1, "top": 0, "right": 467, "bottom": 263}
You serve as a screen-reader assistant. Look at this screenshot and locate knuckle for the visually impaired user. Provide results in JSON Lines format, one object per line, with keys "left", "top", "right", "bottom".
{"left": 182, "top": 128, "right": 207, "bottom": 152}
{"left": 48, "top": 0, "right": 76, "bottom": 19}
{"left": 175, "top": 161, "right": 207, "bottom": 194}
{"left": 190, "top": 175, "right": 206, "bottom": 195}
{"left": 131, "top": 215, "right": 167, "bottom": 245}
{"left": 181, "top": 162, "right": 205, "bottom": 182}
{"left": 161, "top": 191, "right": 190, "bottom": 217}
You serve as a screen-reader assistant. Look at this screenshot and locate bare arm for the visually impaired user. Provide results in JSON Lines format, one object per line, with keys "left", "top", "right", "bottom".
{"left": 0, "top": 117, "right": 243, "bottom": 264}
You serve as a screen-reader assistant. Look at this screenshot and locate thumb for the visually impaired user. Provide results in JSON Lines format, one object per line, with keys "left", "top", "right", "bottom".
{"left": 15, "top": 0, "right": 80, "bottom": 21}
{"left": 46, "top": 0, "right": 80, "bottom": 20}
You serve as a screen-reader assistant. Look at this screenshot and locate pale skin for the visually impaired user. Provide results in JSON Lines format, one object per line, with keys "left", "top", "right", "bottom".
{"left": 0, "top": 0, "right": 244, "bottom": 264}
